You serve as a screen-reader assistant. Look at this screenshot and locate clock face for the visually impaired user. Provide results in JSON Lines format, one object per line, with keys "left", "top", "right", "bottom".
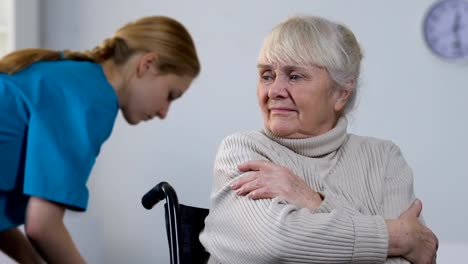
{"left": 423, "top": 0, "right": 468, "bottom": 60}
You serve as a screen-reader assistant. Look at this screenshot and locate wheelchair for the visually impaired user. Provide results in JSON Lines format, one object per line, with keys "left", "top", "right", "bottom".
{"left": 142, "top": 181, "right": 210, "bottom": 264}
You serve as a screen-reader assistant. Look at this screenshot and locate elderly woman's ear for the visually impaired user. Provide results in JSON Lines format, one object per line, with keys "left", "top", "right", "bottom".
{"left": 333, "top": 79, "right": 355, "bottom": 113}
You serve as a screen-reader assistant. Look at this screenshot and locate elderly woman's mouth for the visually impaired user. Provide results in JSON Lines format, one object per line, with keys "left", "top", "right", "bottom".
{"left": 269, "top": 107, "right": 297, "bottom": 114}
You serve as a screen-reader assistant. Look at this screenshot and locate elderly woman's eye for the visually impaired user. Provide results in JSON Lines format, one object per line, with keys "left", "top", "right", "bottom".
{"left": 261, "top": 72, "right": 274, "bottom": 81}
{"left": 290, "top": 74, "right": 302, "bottom": 81}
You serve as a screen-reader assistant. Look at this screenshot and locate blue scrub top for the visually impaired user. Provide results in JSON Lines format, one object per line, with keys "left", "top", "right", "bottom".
{"left": 0, "top": 60, "right": 118, "bottom": 229}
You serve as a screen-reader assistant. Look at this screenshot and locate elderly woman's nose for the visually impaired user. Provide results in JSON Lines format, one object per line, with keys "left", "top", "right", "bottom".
{"left": 268, "top": 78, "right": 289, "bottom": 98}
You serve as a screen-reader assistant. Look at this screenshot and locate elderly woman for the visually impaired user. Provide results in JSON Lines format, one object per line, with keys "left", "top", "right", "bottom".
{"left": 200, "top": 15, "right": 438, "bottom": 264}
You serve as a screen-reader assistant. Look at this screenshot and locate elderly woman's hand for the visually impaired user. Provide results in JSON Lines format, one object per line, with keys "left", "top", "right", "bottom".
{"left": 387, "top": 200, "right": 438, "bottom": 264}
{"left": 231, "top": 160, "right": 323, "bottom": 210}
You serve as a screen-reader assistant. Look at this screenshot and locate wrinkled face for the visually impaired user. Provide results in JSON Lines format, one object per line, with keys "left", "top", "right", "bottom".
{"left": 257, "top": 62, "right": 347, "bottom": 138}
{"left": 121, "top": 63, "right": 193, "bottom": 125}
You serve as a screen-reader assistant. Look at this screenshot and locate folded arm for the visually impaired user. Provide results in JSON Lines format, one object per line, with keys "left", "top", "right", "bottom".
{"left": 201, "top": 135, "right": 388, "bottom": 264}
{"left": 201, "top": 135, "right": 437, "bottom": 264}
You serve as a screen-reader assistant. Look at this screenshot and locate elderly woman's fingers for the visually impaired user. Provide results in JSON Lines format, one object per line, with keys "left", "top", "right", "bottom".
{"left": 247, "top": 187, "right": 275, "bottom": 200}
{"left": 234, "top": 160, "right": 322, "bottom": 209}
{"left": 399, "top": 199, "right": 423, "bottom": 219}
{"left": 234, "top": 160, "right": 283, "bottom": 191}
{"left": 238, "top": 160, "right": 275, "bottom": 172}
{"left": 234, "top": 173, "right": 270, "bottom": 196}
{"left": 231, "top": 171, "right": 259, "bottom": 190}
{"left": 395, "top": 204, "right": 438, "bottom": 264}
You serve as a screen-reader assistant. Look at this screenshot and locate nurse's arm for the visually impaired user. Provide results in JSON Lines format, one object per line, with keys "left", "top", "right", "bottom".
{"left": 25, "top": 196, "right": 86, "bottom": 264}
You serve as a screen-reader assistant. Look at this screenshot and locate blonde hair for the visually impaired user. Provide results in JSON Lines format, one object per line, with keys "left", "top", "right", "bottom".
{"left": 0, "top": 16, "right": 200, "bottom": 77}
{"left": 258, "top": 15, "right": 363, "bottom": 114}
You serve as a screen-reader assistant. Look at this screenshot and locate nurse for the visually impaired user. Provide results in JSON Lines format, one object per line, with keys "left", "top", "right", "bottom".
{"left": 0, "top": 16, "right": 200, "bottom": 263}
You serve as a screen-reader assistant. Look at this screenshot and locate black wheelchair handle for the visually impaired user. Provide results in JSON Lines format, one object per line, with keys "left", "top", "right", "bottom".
{"left": 142, "top": 181, "right": 175, "bottom": 209}
{"left": 141, "top": 181, "right": 182, "bottom": 264}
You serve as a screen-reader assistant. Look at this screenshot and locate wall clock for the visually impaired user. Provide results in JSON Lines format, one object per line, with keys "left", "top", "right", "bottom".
{"left": 423, "top": 0, "right": 468, "bottom": 60}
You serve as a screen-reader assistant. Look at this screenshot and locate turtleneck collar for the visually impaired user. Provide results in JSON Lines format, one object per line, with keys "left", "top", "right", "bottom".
{"left": 261, "top": 117, "right": 348, "bottom": 158}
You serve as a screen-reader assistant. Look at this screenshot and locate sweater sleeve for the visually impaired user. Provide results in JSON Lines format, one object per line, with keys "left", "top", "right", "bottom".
{"left": 314, "top": 141, "right": 415, "bottom": 264}
{"left": 380, "top": 143, "right": 418, "bottom": 264}
{"left": 200, "top": 134, "right": 389, "bottom": 264}
{"left": 381, "top": 143, "right": 416, "bottom": 219}
{"left": 317, "top": 141, "right": 416, "bottom": 218}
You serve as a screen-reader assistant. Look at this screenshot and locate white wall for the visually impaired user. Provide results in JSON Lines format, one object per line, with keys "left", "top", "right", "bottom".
{"left": 13, "top": 0, "right": 40, "bottom": 49}
{"left": 31, "top": 0, "right": 468, "bottom": 263}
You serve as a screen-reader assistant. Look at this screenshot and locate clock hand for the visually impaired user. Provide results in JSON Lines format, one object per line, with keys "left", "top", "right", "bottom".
{"left": 453, "top": 12, "right": 461, "bottom": 33}
{"left": 452, "top": 11, "right": 462, "bottom": 52}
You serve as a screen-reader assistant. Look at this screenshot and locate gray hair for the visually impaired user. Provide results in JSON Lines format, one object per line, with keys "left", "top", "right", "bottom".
{"left": 257, "top": 15, "right": 363, "bottom": 114}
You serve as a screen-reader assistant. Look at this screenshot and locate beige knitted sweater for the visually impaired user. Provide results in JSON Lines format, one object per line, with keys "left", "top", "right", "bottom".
{"left": 200, "top": 118, "right": 413, "bottom": 264}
